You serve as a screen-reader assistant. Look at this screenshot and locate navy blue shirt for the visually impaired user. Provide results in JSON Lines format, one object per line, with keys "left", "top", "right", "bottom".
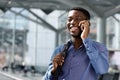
{"left": 43, "top": 38, "right": 109, "bottom": 80}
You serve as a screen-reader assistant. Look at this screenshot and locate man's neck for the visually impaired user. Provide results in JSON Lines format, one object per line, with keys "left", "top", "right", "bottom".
{"left": 71, "top": 37, "right": 83, "bottom": 49}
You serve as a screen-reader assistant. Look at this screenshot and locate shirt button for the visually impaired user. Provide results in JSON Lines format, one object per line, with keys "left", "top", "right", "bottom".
{"left": 72, "top": 55, "right": 75, "bottom": 57}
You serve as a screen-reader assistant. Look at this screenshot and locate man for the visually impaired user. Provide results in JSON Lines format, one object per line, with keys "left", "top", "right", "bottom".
{"left": 43, "top": 7, "right": 109, "bottom": 80}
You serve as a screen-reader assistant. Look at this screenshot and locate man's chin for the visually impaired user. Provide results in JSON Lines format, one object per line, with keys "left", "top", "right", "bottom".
{"left": 71, "top": 34, "right": 81, "bottom": 38}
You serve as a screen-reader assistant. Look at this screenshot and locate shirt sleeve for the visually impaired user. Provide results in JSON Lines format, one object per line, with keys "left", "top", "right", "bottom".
{"left": 42, "top": 62, "right": 53, "bottom": 80}
{"left": 83, "top": 38, "right": 109, "bottom": 74}
{"left": 42, "top": 45, "right": 64, "bottom": 80}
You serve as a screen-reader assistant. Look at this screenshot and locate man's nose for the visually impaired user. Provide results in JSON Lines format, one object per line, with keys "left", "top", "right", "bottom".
{"left": 70, "top": 20, "right": 76, "bottom": 25}
{"left": 70, "top": 20, "right": 79, "bottom": 26}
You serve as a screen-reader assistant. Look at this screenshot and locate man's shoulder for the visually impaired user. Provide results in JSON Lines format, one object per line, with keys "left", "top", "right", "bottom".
{"left": 51, "top": 44, "right": 65, "bottom": 59}
{"left": 84, "top": 38, "right": 106, "bottom": 47}
{"left": 93, "top": 41, "right": 108, "bottom": 51}
{"left": 56, "top": 44, "right": 64, "bottom": 50}
{"left": 93, "top": 40, "right": 106, "bottom": 47}
{"left": 53, "top": 44, "right": 65, "bottom": 54}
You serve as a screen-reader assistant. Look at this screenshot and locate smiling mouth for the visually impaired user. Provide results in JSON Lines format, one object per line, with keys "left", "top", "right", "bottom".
{"left": 70, "top": 27, "right": 79, "bottom": 31}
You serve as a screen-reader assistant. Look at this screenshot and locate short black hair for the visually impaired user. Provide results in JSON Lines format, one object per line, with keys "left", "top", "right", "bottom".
{"left": 69, "top": 7, "right": 90, "bottom": 20}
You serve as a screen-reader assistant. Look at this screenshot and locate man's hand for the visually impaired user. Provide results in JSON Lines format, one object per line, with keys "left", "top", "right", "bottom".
{"left": 79, "top": 20, "right": 90, "bottom": 40}
{"left": 51, "top": 53, "right": 64, "bottom": 74}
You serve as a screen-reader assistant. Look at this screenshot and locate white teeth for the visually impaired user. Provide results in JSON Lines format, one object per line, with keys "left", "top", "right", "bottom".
{"left": 71, "top": 27, "right": 78, "bottom": 31}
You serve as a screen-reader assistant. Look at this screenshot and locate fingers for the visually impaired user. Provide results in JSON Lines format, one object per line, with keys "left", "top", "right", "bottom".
{"left": 52, "top": 53, "right": 64, "bottom": 72}
{"left": 53, "top": 54, "right": 64, "bottom": 66}
{"left": 51, "top": 53, "right": 64, "bottom": 73}
{"left": 79, "top": 20, "right": 90, "bottom": 30}
{"left": 78, "top": 20, "right": 90, "bottom": 39}
{"left": 80, "top": 24, "right": 84, "bottom": 31}
{"left": 53, "top": 57, "right": 64, "bottom": 66}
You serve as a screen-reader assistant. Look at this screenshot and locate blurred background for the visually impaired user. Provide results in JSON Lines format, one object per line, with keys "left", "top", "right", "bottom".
{"left": 0, "top": 0, "right": 120, "bottom": 80}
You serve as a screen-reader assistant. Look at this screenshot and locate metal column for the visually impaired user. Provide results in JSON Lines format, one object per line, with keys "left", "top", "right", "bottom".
{"left": 97, "top": 17, "right": 106, "bottom": 45}
{"left": 114, "top": 20, "right": 120, "bottom": 49}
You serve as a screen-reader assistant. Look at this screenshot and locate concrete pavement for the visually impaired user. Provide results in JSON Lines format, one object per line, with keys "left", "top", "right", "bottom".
{"left": 0, "top": 69, "right": 44, "bottom": 80}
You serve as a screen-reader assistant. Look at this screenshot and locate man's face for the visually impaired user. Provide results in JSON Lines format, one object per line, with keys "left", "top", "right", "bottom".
{"left": 66, "top": 10, "right": 86, "bottom": 38}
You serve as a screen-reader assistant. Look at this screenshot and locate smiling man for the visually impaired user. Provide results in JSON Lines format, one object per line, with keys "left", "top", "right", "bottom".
{"left": 43, "top": 7, "right": 109, "bottom": 80}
